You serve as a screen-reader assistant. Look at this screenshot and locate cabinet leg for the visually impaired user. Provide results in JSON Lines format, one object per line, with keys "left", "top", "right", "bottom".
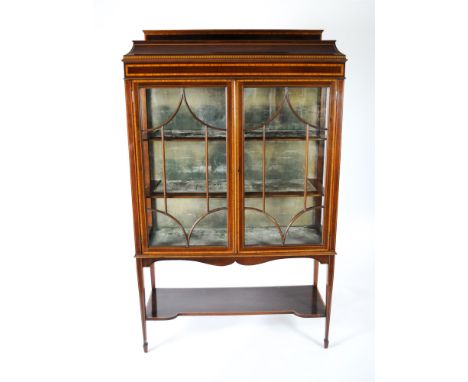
{"left": 150, "top": 262, "right": 156, "bottom": 289}
{"left": 150, "top": 262, "right": 157, "bottom": 317}
{"left": 136, "top": 259, "right": 148, "bottom": 353}
{"left": 324, "top": 256, "right": 335, "bottom": 349}
{"left": 313, "top": 259, "right": 319, "bottom": 287}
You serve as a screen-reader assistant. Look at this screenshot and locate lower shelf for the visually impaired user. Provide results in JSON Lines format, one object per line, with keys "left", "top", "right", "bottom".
{"left": 245, "top": 226, "right": 322, "bottom": 246}
{"left": 149, "top": 226, "right": 322, "bottom": 247}
{"left": 149, "top": 227, "right": 227, "bottom": 247}
{"left": 145, "top": 285, "right": 326, "bottom": 320}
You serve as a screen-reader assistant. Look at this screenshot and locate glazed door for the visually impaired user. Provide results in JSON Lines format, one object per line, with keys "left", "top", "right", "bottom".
{"left": 136, "top": 81, "right": 235, "bottom": 254}
{"left": 237, "top": 81, "right": 334, "bottom": 252}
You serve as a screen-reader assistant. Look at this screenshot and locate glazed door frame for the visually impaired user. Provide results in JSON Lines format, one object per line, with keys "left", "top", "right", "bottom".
{"left": 131, "top": 79, "right": 236, "bottom": 256}
{"left": 129, "top": 78, "right": 342, "bottom": 257}
{"left": 235, "top": 79, "right": 341, "bottom": 256}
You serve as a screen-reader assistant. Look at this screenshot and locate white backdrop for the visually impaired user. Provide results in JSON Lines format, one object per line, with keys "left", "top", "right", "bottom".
{"left": 0, "top": 1, "right": 374, "bottom": 381}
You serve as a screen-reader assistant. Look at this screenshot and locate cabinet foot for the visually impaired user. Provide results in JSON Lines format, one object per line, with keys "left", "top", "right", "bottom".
{"left": 143, "top": 342, "right": 148, "bottom": 353}
{"left": 324, "top": 338, "right": 329, "bottom": 349}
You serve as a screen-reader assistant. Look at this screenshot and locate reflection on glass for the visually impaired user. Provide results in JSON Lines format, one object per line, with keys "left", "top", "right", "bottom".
{"left": 243, "top": 86, "right": 329, "bottom": 246}
{"left": 141, "top": 87, "right": 228, "bottom": 247}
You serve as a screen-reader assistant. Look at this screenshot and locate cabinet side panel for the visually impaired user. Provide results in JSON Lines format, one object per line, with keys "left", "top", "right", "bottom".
{"left": 125, "top": 80, "right": 142, "bottom": 254}
{"left": 327, "top": 80, "right": 344, "bottom": 250}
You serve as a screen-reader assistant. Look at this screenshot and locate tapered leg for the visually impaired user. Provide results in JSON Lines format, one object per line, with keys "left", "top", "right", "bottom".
{"left": 324, "top": 255, "right": 335, "bottom": 349}
{"left": 313, "top": 259, "right": 319, "bottom": 287}
{"left": 150, "top": 263, "right": 156, "bottom": 290}
{"left": 136, "top": 259, "right": 148, "bottom": 352}
{"left": 150, "top": 262, "right": 157, "bottom": 317}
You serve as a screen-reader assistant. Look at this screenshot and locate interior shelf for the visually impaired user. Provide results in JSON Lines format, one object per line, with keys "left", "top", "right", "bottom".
{"left": 146, "top": 285, "right": 326, "bottom": 320}
{"left": 147, "top": 178, "right": 323, "bottom": 198}
{"left": 142, "top": 129, "right": 226, "bottom": 140}
{"left": 148, "top": 179, "right": 227, "bottom": 197}
{"left": 244, "top": 129, "right": 327, "bottom": 140}
{"left": 142, "top": 129, "right": 326, "bottom": 141}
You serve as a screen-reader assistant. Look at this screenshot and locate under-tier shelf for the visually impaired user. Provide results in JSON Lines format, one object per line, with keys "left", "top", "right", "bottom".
{"left": 145, "top": 285, "right": 326, "bottom": 320}
{"left": 147, "top": 178, "right": 323, "bottom": 198}
{"left": 142, "top": 129, "right": 326, "bottom": 141}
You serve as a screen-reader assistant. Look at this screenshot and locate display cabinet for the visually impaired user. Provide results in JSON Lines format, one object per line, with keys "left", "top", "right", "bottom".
{"left": 123, "top": 30, "right": 346, "bottom": 352}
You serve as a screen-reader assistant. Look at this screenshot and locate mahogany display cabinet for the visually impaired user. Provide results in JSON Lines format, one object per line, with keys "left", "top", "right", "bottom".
{"left": 123, "top": 30, "right": 346, "bottom": 352}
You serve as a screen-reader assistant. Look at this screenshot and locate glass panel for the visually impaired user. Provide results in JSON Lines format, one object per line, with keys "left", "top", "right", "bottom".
{"left": 244, "top": 197, "right": 322, "bottom": 246}
{"left": 147, "top": 88, "right": 182, "bottom": 128}
{"left": 148, "top": 140, "right": 227, "bottom": 194}
{"left": 148, "top": 198, "right": 227, "bottom": 247}
{"left": 243, "top": 86, "right": 328, "bottom": 246}
{"left": 244, "top": 87, "right": 285, "bottom": 129}
{"left": 141, "top": 87, "right": 228, "bottom": 247}
{"left": 184, "top": 87, "right": 226, "bottom": 129}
